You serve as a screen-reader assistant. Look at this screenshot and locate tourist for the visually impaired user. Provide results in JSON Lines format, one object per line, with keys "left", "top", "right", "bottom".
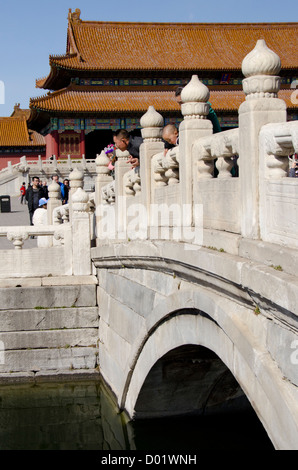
{"left": 174, "top": 86, "right": 222, "bottom": 133}
{"left": 20, "top": 182, "right": 26, "bottom": 204}
{"left": 113, "top": 129, "right": 143, "bottom": 169}
{"left": 33, "top": 198, "right": 49, "bottom": 247}
{"left": 32, "top": 197, "right": 48, "bottom": 225}
{"left": 63, "top": 179, "right": 70, "bottom": 204}
{"left": 25, "top": 176, "right": 47, "bottom": 225}
{"left": 162, "top": 124, "right": 179, "bottom": 155}
{"left": 289, "top": 155, "right": 298, "bottom": 178}
{"left": 42, "top": 180, "right": 49, "bottom": 199}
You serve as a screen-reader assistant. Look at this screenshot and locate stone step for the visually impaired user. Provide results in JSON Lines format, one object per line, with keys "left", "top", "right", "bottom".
{"left": 0, "top": 347, "right": 98, "bottom": 374}
{"left": 0, "top": 307, "right": 99, "bottom": 332}
{"left": 0, "top": 284, "right": 97, "bottom": 310}
{"left": 0, "top": 328, "right": 98, "bottom": 350}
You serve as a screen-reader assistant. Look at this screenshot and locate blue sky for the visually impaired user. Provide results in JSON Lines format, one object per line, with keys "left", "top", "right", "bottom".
{"left": 0, "top": 0, "right": 297, "bottom": 117}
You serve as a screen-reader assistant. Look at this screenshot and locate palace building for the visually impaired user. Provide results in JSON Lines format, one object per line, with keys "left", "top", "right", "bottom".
{"left": 27, "top": 8, "right": 298, "bottom": 160}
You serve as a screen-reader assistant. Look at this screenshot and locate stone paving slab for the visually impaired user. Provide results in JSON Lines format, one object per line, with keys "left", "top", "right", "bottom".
{"left": 0, "top": 196, "right": 37, "bottom": 249}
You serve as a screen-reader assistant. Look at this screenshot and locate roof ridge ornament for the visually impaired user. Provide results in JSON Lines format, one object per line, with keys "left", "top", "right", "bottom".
{"left": 68, "top": 8, "right": 81, "bottom": 25}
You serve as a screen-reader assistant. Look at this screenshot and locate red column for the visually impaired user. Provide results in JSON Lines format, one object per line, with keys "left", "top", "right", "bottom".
{"left": 52, "top": 130, "right": 59, "bottom": 158}
{"left": 80, "top": 130, "right": 85, "bottom": 157}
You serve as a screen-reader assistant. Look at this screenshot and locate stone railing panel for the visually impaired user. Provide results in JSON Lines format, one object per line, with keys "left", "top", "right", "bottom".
{"left": 191, "top": 128, "right": 241, "bottom": 233}
{"left": 259, "top": 121, "right": 298, "bottom": 248}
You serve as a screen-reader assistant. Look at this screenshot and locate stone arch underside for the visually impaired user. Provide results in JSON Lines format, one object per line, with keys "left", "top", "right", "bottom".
{"left": 121, "top": 288, "right": 298, "bottom": 450}
{"left": 133, "top": 342, "right": 250, "bottom": 418}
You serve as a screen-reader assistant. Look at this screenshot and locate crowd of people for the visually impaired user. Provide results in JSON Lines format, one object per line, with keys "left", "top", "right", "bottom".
{"left": 21, "top": 174, "right": 69, "bottom": 226}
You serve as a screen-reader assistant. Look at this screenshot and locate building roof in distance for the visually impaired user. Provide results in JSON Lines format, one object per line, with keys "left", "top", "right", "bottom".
{"left": 51, "top": 10, "right": 298, "bottom": 72}
{"left": 0, "top": 115, "right": 45, "bottom": 147}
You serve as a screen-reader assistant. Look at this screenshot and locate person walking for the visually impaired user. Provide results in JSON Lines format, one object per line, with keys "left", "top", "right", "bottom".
{"left": 20, "top": 182, "right": 26, "bottom": 204}
{"left": 25, "top": 176, "right": 46, "bottom": 225}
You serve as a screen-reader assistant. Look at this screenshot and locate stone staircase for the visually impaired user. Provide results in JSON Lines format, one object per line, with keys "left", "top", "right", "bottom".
{"left": 0, "top": 278, "right": 100, "bottom": 382}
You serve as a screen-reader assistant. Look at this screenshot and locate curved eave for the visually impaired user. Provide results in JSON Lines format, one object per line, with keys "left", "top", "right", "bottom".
{"left": 30, "top": 88, "right": 298, "bottom": 116}
{"left": 29, "top": 88, "right": 245, "bottom": 114}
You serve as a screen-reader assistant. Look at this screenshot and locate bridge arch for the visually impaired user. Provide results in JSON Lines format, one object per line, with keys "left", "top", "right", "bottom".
{"left": 121, "top": 287, "right": 297, "bottom": 450}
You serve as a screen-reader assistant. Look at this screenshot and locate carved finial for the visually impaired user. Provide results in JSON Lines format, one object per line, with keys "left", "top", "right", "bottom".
{"left": 242, "top": 40, "right": 281, "bottom": 99}
{"left": 140, "top": 106, "right": 164, "bottom": 128}
{"left": 72, "top": 187, "right": 89, "bottom": 212}
{"left": 242, "top": 39, "right": 281, "bottom": 78}
{"left": 96, "top": 150, "right": 111, "bottom": 175}
{"left": 69, "top": 167, "right": 84, "bottom": 190}
{"left": 180, "top": 75, "right": 210, "bottom": 119}
{"left": 48, "top": 180, "right": 61, "bottom": 199}
{"left": 181, "top": 75, "right": 210, "bottom": 103}
{"left": 140, "top": 106, "right": 164, "bottom": 141}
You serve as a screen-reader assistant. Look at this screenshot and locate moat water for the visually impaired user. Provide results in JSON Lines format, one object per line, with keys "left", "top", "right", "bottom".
{"left": 0, "top": 379, "right": 274, "bottom": 450}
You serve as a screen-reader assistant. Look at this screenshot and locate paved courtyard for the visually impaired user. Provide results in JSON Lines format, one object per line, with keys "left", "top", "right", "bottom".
{"left": 0, "top": 196, "right": 37, "bottom": 249}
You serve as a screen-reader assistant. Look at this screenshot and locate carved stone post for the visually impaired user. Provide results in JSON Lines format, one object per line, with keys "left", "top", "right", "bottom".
{"left": 38, "top": 155, "right": 43, "bottom": 171}
{"left": 95, "top": 150, "right": 113, "bottom": 241}
{"left": 239, "top": 39, "right": 287, "bottom": 239}
{"left": 95, "top": 150, "right": 113, "bottom": 204}
{"left": 69, "top": 167, "right": 84, "bottom": 222}
{"left": 113, "top": 147, "right": 134, "bottom": 238}
{"left": 179, "top": 75, "right": 213, "bottom": 225}
{"left": 71, "top": 187, "right": 91, "bottom": 275}
{"left": 47, "top": 180, "right": 61, "bottom": 225}
{"left": 67, "top": 154, "right": 72, "bottom": 171}
{"left": 140, "top": 106, "right": 165, "bottom": 233}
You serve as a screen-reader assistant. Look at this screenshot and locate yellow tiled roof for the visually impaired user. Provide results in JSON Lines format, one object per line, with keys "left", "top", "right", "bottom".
{"left": 49, "top": 15, "right": 298, "bottom": 72}
{"left": 29, "top": 87, "right": 296, "bottom": 114}
{"left": 0, "top": 117, "right": 45, "bottom": 147}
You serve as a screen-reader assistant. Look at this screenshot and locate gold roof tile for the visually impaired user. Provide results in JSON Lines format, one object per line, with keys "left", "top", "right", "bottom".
{"left": 50, "top": 20, "right": 298, "bottom": 71}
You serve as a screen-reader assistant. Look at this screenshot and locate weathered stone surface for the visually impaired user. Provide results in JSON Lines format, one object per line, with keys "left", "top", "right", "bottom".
{"left": 0, "top": 347, "right": 98, "bottom": 373}
{"left": 0, "top": 307, "right": 99, "bottom": 331}
{"left": 0, "top": 328, "right": 98, "bottom": 350}
{"left": 266, "top": 321, "right": 298, "bottom": 387}
{"left": 0, "top": 284, "right": 97, "bottom": 309}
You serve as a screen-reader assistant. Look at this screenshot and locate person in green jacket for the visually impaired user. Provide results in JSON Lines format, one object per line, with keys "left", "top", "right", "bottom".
{"left": 174, "top": 86, "right": 221, "bottom": 133}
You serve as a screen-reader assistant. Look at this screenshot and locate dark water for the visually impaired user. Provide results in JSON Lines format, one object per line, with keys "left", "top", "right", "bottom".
{"left": 0, "top": 379, "right": 274, "bottom": 451}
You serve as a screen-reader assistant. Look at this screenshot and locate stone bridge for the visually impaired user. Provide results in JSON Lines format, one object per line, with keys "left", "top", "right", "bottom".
{"left": 0, "top": 40, "right": 298, "bottom": 450}
{"left": 91, "top": 237, "right": 298, "bottom": 450}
